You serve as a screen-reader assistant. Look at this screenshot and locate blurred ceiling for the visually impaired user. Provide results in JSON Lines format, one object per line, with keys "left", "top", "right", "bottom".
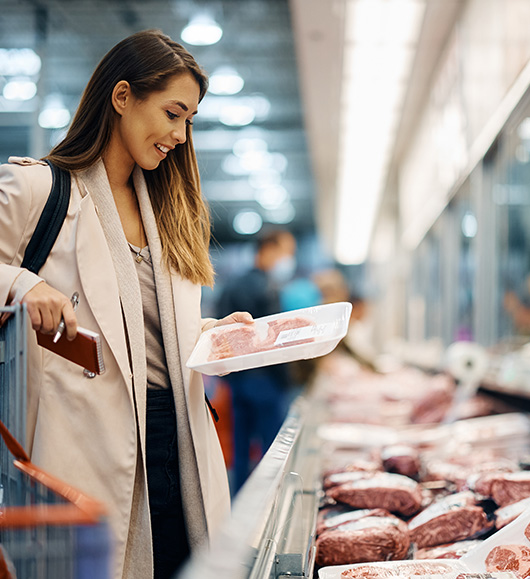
{"left": 0, "top": 0, "right": 463, "bottom": 255}
{"left": 0, "top": 0, "right": 315, "bottom": 244}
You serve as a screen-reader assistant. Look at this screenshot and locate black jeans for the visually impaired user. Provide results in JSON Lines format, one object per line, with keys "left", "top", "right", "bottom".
{"left": 146, "top": 388, "right": 190, "bottom": 579}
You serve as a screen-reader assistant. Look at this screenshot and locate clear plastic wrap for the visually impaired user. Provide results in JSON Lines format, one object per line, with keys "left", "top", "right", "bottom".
{"left": 187, "top": 302, "right": 352, "bottom": 376}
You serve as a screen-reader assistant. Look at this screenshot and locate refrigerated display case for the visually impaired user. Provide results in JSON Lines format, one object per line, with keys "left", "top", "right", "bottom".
{"left": 178, "top": 347, "right": 530, "bottom": 579}
{"left": 178, "top": 395, "right": 324, "bottom": 579}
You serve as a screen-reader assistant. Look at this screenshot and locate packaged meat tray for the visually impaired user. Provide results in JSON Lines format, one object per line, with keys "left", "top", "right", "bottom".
{"left": 186, "top": 302, "right": 352, "bottom": 376}
{"left": 461, "top": 505, "right": 530, "bottom": 576}
{"left": 318, "top": 559, "right": 467, "bottom": 578}
{"left": 318, "top": 559, "right": 518, "bottom": 578}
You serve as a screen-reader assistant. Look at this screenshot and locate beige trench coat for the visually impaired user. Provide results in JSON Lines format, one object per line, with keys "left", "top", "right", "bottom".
{"left": 0, "top": 157, "right": 230, "bottom": 579}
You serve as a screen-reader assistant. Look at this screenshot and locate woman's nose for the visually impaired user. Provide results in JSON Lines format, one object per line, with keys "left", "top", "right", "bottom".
{"left": 171, "top": 124, "right": 187, "bottom": 145}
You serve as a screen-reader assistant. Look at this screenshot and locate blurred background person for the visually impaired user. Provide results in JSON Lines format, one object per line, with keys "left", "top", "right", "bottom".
{"left": 215, "top": 228, "right": 297, "bottom": 493}
{"left": 504, "top": 273, "right": 530, "bottom": 337}
{"left": 341, "top": 292, "right": 378, "bottom": 372}
{"left": 313, "top": 269, "right": 378, "bottom": 372}
{"left": 279, "top": 269, "right": 323, "bottom": 399}
{"left": 313, "top": 268, "right": 350, "bottom": 304}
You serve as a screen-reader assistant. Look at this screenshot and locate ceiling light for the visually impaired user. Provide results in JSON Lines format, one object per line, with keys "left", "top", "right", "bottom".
{"left": 38, "top": 94, "right": 71, "bottom": 129}
{"left": 461, "top": 211, "right": 477, "bottom": 238}
{"left": 250, "top": 95, "right": 271, "bottom": 119}
{"left": 3, "top": 77, "right": 37, "bottom": 101}
{"left": 233, "top": 137, "right": 268, "bottom": 157}
{"left": 516, "top": 144, "right": 530, "bottom": 164}
{"left": 248, "top": 169, "right": 282, "bottom": 189}
{"left": 270, "top": 152, "right": 288, "bottom": 173}
{"left": 209, "top": 66, "right": 244, "bottom": 95}
{"left": 181, "top": 15, "right": 223, "bottom": 46}
{"left": 518, "top": 117, "right": 530, "bottom": 141}
{"left": 0, "top": 48, "right": 41, "bottom": 76}
{"left": 334, "top": 0, "right": 425, "bottom": 264}
{"left": 256, "top": 185, "right": 288, "bottom": 210}
{"left": 199, "top": 95, "right": 270, "bottom": 125}
{"left": 233, "top": 210, "right": 263, "bottom": 235}
{"left": 240, "top": 150, "right": 273, "bottom": 172}
{"left": 266, "top": 202, "right": 295, "bottom": 224}
{"left": 222, "top": 154, "right": 249, "bottom": 176}
{"left": 219, "top": 103, "right": 255, "bottom": 126}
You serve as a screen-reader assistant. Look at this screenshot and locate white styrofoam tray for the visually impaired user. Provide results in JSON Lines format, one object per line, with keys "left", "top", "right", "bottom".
{"left": 187, "top": 301, "right": 352, "bottom": 376}
{"left": 318, "top": 559, "right": 468, "bottom": 579}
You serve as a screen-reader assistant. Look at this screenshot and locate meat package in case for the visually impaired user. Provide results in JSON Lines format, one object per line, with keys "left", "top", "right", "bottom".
{"left": 318, "top": 559, "right": 519, "bottom": 578}
{"left": 318, "top": 474, "right": 530, "bottom": 579}
{"left": 186, "top": 301, "right": 352, "bottom": 376}
{"left": 461, "top": 506, "right": 530, "bottom": 576}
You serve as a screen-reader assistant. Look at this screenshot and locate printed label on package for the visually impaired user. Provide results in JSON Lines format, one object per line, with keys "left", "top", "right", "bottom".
{"left": 274, "top": 322, "right": 334, "bottom": 346}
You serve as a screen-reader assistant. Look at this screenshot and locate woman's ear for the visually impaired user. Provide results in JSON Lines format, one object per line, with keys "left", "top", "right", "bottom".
{"left": 111, "top": 80, "right": 131, "bottom": 116}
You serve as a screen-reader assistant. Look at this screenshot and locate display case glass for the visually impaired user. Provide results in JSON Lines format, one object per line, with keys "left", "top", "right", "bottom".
{"left": 178, "top": 397, "right": 322, "bottom": 579}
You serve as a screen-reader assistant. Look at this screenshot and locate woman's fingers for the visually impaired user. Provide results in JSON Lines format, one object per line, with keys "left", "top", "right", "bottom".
{"left": 215, "top": 311, "right": 253, "bottom": 327}
{"left": 61, "top": 301, "right": 78, "bottom": 341}
{"left": 22, "top": 282, "right": 77, "bottom": 338}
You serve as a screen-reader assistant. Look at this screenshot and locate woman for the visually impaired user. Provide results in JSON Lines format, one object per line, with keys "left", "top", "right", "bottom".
{"left": 0, "top": 30, "right": 251, "bottom": 579}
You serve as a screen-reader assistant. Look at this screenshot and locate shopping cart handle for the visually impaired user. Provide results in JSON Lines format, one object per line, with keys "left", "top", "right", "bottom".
{"left": 0, "top": 419, "right": 30, "bottom": 462}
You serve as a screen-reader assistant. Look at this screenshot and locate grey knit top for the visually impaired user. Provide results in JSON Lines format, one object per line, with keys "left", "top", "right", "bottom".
{"left": 129, "top": 243, "right": 171, "bottom": 390}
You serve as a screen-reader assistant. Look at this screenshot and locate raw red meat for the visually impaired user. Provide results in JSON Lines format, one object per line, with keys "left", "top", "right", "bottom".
{"left": 480, "top": 472, "right": 530, "bottom": 507}
{"left": 424, "top": 458, "right": 517, "bottom": 493}
{"left": 327, "top": 472, "right": 423, "bottom": 517}
{"left": 208, "top": 324, "right": 260, "bottom": 360}
{"left": 323, "top": 470, "right": 373, "bottom": 490}
{"left": 485, "top": 544, "right": 530, "bottom": 577}
{"left": 495, "top": 498, "right": 530, "bottom": 530}
{"left": 315, "top": 514, "right": 410, "bottom": 567}
{"left": 409, "top": 383, "right": 454, "bottom": 424}
{"left": 414, "top": 539, "right": 483, "bottom": 559}
{"left": 207, "top": 315, "right": 316, "bottom": 360}
{"left": 408, "top": 491, "right": 494, "bottom": 549}
{"left": 322, "top": 459, "right": 382, "bottom": 481}
{"left": 381, "top": 444, "right": 421, "bottom": 479}
{"left": 316, "top": 507, "right": 389, "bottom": 535}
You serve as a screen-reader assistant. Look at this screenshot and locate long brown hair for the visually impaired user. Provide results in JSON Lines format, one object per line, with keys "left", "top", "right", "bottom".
{"left": 46, "top": 29, "right": 214, "bottom": 286}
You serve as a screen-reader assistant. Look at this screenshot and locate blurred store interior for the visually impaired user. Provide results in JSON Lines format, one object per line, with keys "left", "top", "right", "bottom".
{"left": 2, "top": 0, "right": 530, "bottom": 378}
{"left": 8, "top": 3, "right": 530, "bottom": 577}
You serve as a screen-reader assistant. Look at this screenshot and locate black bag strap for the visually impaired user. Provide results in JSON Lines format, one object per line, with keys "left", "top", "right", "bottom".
{"left": 205, "top": 394, "right": 219, "bottom": 422}
{"left": 20, "top": 160, "right": 71, "bottom": 274}
{"left": 17, "top": 161, "right": 222, "bottom": 420}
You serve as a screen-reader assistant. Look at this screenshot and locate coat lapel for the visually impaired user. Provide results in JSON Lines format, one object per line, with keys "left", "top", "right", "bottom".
{"left": 133, "top": 166, "right": 208, "bottom": 548}
{"left": 78, "top": 161, "right": 147, "bottom": 448}
{"left": 75, "top": 189, "right": 131, "bottom": 387}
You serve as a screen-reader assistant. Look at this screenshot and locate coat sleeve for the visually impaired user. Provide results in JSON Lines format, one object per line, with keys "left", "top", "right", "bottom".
{"left": 0, "top": 160, "right": 51, "bottom": 306}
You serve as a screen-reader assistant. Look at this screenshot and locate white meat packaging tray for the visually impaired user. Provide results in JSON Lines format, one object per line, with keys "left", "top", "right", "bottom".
{"left": 187, "top": 301, "right": 352, "bottom": 376}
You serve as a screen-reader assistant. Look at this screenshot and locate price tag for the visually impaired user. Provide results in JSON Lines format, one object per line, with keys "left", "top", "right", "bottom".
{"left": 274, "top": 322, "right": 334, "bottom": 346}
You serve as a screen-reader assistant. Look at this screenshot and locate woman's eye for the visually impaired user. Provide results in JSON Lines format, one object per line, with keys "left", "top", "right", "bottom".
{"left": 166, "top": 110, "right": 178, "bottom": 120}
{"left": 186, "top": 119, "right": 193, "bottom": 127}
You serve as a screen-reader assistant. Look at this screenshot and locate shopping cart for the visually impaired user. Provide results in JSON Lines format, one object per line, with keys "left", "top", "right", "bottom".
{"left": 0, "top": 305, "right": 112, "bottom": 579}
{"left": 0, "top": 304, "right": 27, "bottom": 447}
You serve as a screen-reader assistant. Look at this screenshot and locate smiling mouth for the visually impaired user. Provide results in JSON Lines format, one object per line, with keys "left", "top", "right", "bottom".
{"left": 155, "top": 143, "right": 170, "bottom": 154}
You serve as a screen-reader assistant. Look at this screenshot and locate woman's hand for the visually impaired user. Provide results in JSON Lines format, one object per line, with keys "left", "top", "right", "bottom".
{"left": 214, "top": 311, "right": 253, "bottom": 327}
{"left": 22, "top": 282, "right": 78, "bottom": 340}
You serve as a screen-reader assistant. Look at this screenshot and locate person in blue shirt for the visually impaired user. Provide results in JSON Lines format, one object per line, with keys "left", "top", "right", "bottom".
{"left": 216, "top": 228, "right": 296, "bottom": 492}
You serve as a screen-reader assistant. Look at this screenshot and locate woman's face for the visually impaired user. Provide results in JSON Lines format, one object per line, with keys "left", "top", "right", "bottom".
{"left": 116, "top": 72, "right": 200, "bottom": 171}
